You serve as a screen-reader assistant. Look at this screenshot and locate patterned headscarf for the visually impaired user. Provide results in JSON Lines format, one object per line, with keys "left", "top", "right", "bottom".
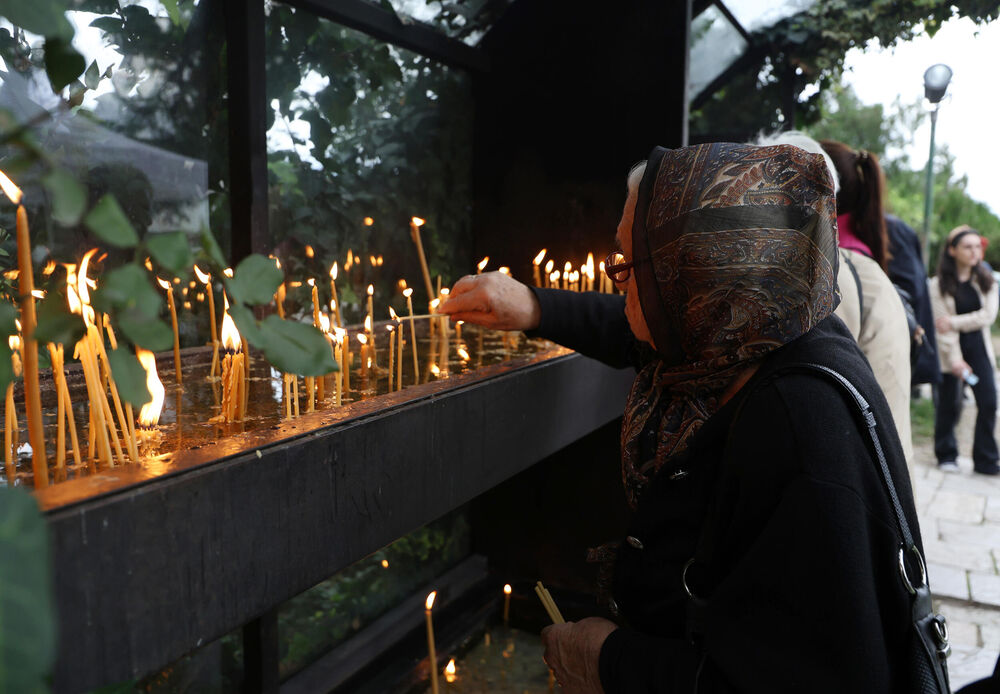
{"left": 620, "top": 142, "right": 839, "bottom": 506}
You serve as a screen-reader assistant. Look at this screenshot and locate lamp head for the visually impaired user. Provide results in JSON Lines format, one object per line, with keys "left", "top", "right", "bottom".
{"left": 923, "top": 63, "right": 953, "bottom": 104}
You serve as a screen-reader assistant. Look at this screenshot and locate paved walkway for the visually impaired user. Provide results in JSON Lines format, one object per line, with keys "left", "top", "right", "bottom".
{"left": 912, "top": 390, "right": 1000, "bottom": 690}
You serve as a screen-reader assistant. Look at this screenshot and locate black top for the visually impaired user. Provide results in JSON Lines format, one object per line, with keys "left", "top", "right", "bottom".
{"left": 886, "top": 215, "right": 940, "bottom": 385}
{"left": 955, "top": 279, "right": 989, "bottom": 362}
{"left": 528, "top": 287, "right": 921, "bottom": 693}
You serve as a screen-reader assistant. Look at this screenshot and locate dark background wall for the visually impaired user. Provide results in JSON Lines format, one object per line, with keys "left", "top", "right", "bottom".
{"left": 472, "top": 0, "right": 691, "bottom": 279}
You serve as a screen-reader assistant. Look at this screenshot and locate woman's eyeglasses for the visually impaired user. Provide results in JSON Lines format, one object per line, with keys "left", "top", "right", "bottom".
{"left": 604, "top": 251, "right": 649, "bottom": 283}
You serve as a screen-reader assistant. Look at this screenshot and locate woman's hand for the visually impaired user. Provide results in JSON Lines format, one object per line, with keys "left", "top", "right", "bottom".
{"left": 440, "top": 272, "right": 541, "bottom": 331}
{"left": 936, "top": 315, "right": 954, "bottom": 334}
{"left": 951, "top": 360, "right": 972, "bottom": 379}
{"left": 541, "top": 617, "right": 617, "bottom": 693}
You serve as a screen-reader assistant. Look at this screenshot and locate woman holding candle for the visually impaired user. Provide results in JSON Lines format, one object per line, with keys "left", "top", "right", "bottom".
{"left": 442, "top": 143, "right": 934, "bottom": 693}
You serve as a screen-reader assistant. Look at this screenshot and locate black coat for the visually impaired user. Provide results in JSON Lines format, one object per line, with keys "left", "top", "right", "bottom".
{"left": 887, "top": 214, "right": 940, "bottom": 385}
{"left": 530, "top": 288, "right": 923, "bottom": 693}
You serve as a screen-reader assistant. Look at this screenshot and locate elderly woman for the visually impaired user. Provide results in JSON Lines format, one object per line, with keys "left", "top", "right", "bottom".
{"left": 442, "top": 143, "right": 940, "bottom": 693}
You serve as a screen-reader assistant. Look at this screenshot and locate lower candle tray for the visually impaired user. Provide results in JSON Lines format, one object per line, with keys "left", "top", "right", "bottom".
{"left": 4, "top": 322, "right": 570, "bottom": 509}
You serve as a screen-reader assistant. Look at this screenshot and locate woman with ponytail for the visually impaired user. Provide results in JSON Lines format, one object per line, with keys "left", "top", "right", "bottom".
{"left": 931, "top": 225, "right": 999, "bottom": 475}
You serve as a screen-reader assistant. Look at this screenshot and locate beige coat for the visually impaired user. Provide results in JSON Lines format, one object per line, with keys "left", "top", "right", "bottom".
{"left": 929, "top": 275, "right": 998, "bottom": 375}
{"left": 835, "top": 249, "right": 913, "bottom": 465}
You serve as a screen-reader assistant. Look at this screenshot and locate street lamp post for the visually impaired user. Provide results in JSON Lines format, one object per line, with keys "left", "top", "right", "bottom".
{"left": 921, "top": 63, "right": 953, "bottom": 269}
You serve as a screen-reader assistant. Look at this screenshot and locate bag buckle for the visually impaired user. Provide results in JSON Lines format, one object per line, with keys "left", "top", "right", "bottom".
{"left": 932, "top": 615, "right": 951, "bottom": 660}
{"left": 898, "top": 544, "right": 927, "bottom": 594}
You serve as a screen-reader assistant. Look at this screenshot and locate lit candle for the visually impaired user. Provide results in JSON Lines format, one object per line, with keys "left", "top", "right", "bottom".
{"left": 404, "top": 288, "right": 419, "bottom": 383}
{"left": 532, "top": 249, "right": 547, "bottom": 287}
{"left": 599, "top": 261, "right": 607, "bottom": 293}
{"left": 157, "top": 277, "right": 182, "bottom": 385}
{"left": 503, "top": 583, "right": 512, "bottom": 626}
{"left": 366, "top": 284, "right": 376, "bottom": 366}
{"left": 310, "top": 278, "right": 321, "bottom": 327}
{"left": 410, "top": 216, "right": 434, "bottom": 302}
{"left": 586, "top": 253, "right": 595, "bottom": 292}
{"left": 387, "top": 325, "right": 395, "bottom": 392}
{"left": 329, "top": 262, "right": 342, "bottom": 327}
{"left": 100, "top": 318, "right": 140, "bottom": 463}
{"left": 358, "top": 333, "right": 369, "bottom": 384}
{"left": 5, "top": 336, "right": 20, "bottom": 474}
{"left": 0, "top": 170, "right": 47, "bottom": 485}
{"left": 563, "top": 262, "right": 571, "bottom": 290}
{"left": 212, "top": 296, "right": 246, "bottom": 423}
{"left": 194, "top": 265, "right": 219, "bottom": 380}
{"left": 544, "top": 259, "right": 554, "bottom": 288}
{"left": 444, "top": 659, "right": 456, "bottom": 684}
{"left": 425, "top": 591, "right": 440, "bottom": 694}
{"left": 135, "top": 347, "right": 165, "bottom": 446}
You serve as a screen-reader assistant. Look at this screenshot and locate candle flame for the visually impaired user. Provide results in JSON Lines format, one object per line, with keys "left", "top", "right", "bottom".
{"left": 196, "top": 292, "right": 205, "bottom": 302}
{"left": 305, "top": 244, "right": 314, "bottom": 258}
{"left": 445, "top": 659, "right": 456, "bottom": 682}
{"left": 188, "top": 280, "right": 197, "bottom": 289}
{"left": 220, "top": 296, "right": 242, "bottom": 351}
{"left": 370, "top": 255, "right": 377, "bottom": 267}
{"left": 30, "top": 289, "right": 45, "bottom": 299}
{"left": 0, "top": 169, "right": 22, "bottom": 205}
{"left": 363, "top": 216, "right": 374, "bottom": 226}
{"left": 381, "top": 559, "right": 389, "bottom": 568}
{"left": 386, "top": 324, "right": 394, "bottom": 333}
{"left": 77, "top": 249, "right": 99, "bottom": 318}
{"left": 397, "top": 279, "right": 407, "bottom": 291}
{"left": 193, "top": 264, "right": 211, "bottom": 284}
{"left": 388, "top": 307, "right": 399, "bottom": 320}
{"left": 403, "top": 288, "right": 413, "bottom": 298}
{"left": 42, "top": 261, "right": 56, "bottom": 276}
{"left": 223, "top": 267, "right": 234, "bottom": 278}
{"left": 144, "top": 257, "right": 154, "bottom": 271}
{"left": 533, "top": 249, "right": 547, "bottom": 266}
{"left": 564, "top": 261, "right": 572, "bottom": 273}
{"left": 366, "top": 356, "right": 372, "bottom": 368}
{"left": 136, "top": 348, "right": 165, "bottom": 427}
{"left": 270, "top": 254, "right": 282, "bottom": 269}
{"left": 173, "top": 277, "right": 181, "bottom": 284}
{"left": 545, "top": 259, "right": 554, "bottom": 273}
{"left": 498, "top": 267, "right": 510, "bottom": 276}
{"left": 182, "top": 287, "right": 189, "bottom": 296}
{"left": 586, "top": 252, "right": 595, "bottom": 277}
{"left": 599, "top": 260, "right": 606, "bottom": 273}
{"left": 319, "top": 314, "right": 330, "bottom": 332}
{"left": 440, "top": 288, "right": 450, "bottom": 297}
{"left": 329, "top": 299, "right": 337, "bottom": 312}
{"left": 411, "top": 216, "right": 425, "bottom": 227}
{"left": 307, "top": 278, "right": 315, "bottom": 287}
{"left": 289, "top": 281, "right": 302, "bottom": 288}
{"left": 504, "top": 584, "right": 512, "bottom": 595}
{"left": 430, "top": 364, "right": 440, "bottom": 376}
{"left": 425, "top": 591, "right": 436, "bottom": 610}
{"left": 345, "top": 249, "right": 354, "bottom": 270}
{"left": 8, "top": 334, "right": 20, "bottom": 351}
{"left": 2, "top": 270, "right": 17, "bottom": 280}
{"left": 457, "top": 347, "right": 470, "bottom": 361}
{"left": 330, "top": 262, "right": 338, "bottom": 280}
{"left": 429, "top": 298, "right": 441, "bottom": 310}
{"left": 377, "top": 255, "right": 384, "bottom": 266}
{"left": 364, "top": 315, "right": 372, "bottom": 331}
{"left": 357, "top": 333, "right": 368, "bottom": 345}
{"left": 156, "top": 276, "right": 171, "bottom": 290}
{"left": 367, "top": 284, "right": 374, "bottom": 296}
{"left": 551, "top": 271, "right": 560, "bottom": 282}
{"left": 477, "top": 257, "right": 489, "bottom": 272}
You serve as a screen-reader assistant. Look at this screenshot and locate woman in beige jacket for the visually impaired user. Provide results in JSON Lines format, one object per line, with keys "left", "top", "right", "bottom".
{"left": 930, "top": 225, "right": 999, "bottom": 475}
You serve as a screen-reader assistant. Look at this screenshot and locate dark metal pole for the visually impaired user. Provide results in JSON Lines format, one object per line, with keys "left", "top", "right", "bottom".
{"left": 921, "top": 105, "right": 939, "bottom": 270}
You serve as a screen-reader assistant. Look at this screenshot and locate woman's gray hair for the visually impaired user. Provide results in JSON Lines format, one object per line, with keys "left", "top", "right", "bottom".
{"left": 753, "top": 130, "right": 840, "bottom": 194}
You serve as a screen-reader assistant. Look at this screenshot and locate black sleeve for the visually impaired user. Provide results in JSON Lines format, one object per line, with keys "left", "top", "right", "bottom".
{"left": 599, "top": 629, "right": 704, "bottom": 693}
{"left": 526, "top": 287, "right": 638, "bottom": 368}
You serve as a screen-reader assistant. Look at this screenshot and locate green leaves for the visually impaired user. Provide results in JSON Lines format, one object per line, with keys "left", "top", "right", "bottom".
{"left": 0, "top": 488, "right": 56, "bottom": 693}
{"left": 41, "top": 168, "right": 86, "bottom": 226}
{"left": 117, "top": 310, "right": 174, "bottom": 352}
{"left": 33, "top": 292, "right": 85, "bottom": 349}
{"left": 83, "top": 60, "right": 101, "bottom": 90}
{"left": 0, "top": 0, "right": 73, "bottom": 38}
{"left": 0, "top": 340, "right": 12, "bottom": 395}
{"left": 199, "top": 227, "right": 227, "bottom": 268}
{"left": 93, "top": 265, "right": 160, "bottom": 319}
{"left": 256, "top": 315, "right": 337, "bottom": 376}
{"left": 0, "top": 302, "right": 16, "bottom": 335}
{"left": 84, "top": 194, "right": 139, "bottom": 248}
{"left": 228, "top": 254, "right": 282, "bottom": 306}
{"left": 108, "top": 348, "right": 151, "bottom": 407}
{"left": 146, "top": 232, "right": 194, "bottom": 278}
{"left": 43, "top": 36, "right": 85, "bottom": 91}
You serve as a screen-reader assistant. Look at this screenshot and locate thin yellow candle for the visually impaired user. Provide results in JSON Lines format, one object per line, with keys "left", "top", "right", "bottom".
{"left": 396, "top": 320, "right": 403, "bottom": 390}
{"left": 410, "top": 217, "right": 434, "bottom": 302}
{"left": 194, "top": 265, "right": 219, "bottom": 379}
{"left": 329, "top": 262, "right": 342, "bottom": 327}
{"left": 532, "top": 249, "right": 546, "bottom": 287}
{"left": 503, "top": 583, "right": 512, "bottom": 626}
{"left": 425, "top": 592, "right": 440, "bottom": 694}
{"left": 544, "top": 259, "right": 554, "bottom": 288}
{"left": 157, "top": 277, "right": 182, "bottom": 384}
{"left": 404, "top": 288, "right": 419, "bottom": 383}
{"left": 387, "top": 325, "right": 395, "bottom": 392}
{"left": 358, "top": 333, "right": 369, "bottom": 384}
{"left": 310, "top": 278, "right": 321, "bottom": 327}
{"left": 0, "top": 170, "right": 48, "bottom": 486}
{"left": 563, "top": 262, "right": 571, "bottom": 290}
{"left": 5, "top": 336, "right": 20, "bottom": 474}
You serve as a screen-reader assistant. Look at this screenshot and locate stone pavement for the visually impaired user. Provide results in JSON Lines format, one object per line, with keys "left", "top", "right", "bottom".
{"left": 911, "top": 396, "right": 1000, "bottom": 690}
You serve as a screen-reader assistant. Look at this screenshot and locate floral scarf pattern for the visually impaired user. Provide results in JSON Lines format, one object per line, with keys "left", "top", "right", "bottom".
{"left": 621, "top": 142, "right": 839, "bottom": 506}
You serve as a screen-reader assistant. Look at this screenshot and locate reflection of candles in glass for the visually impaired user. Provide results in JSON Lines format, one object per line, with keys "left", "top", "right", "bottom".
{"left": 194, "top": 265, "right": 219, "bottom": 380}
{"left": 345, "top": 249, "right": 354, "bottom": 271}
{"left": 425, "top": 592, "right": 439, "bottom": 694}
{"left": 503, "top": 583, "right": 512, "bottom": 626}
{"left": 363, "top": 216, "right": 374, "bottom": 226}
{"left": 387, "top": 325, "right": 395, "bottom": 392}
{"left": 0, "top": 169, "right": 47, "bottom": 484}
{"left": 157, "top": 277, "right": 182, "bottom": 384}
{"left": 357, "top": 333, "right": 369, "bottom": 383}
{"left": 304, "top": 244, "right": 314, "bottom": 258}
{"left": 532, "top": 248, "right": 547, "bottom": 287}
{"left": 457, "top": 347, "right": 470, "bottom": 362}
{"left": 381, "top": 558, "right": 389, "bottom": 568}
{"left": 455, "top": 320, "right": 463, "bottom": 341}
{"left": 214, "top": 296, "right": 246, "bottom": 423}
{"left": 444, "top": 658, "right": 457, "bottom": 684}
{"left": 544, "top": 259, "right": 554, "bottom": 288}
{"left": 389, "top": 308, "right": 403, "bottom": 390}
{"left": 477, "top": 257, "right": 489, "bottom": 274}
{"left": 410, "top": 216, "right": 434, "bottom": 302}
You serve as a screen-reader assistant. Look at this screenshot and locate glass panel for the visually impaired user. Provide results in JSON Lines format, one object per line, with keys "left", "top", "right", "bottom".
{"left": 265, "top": 3, "right": 474, "bottom": 325}
{"left": 278, "top": 510, "right": 472, "bottom": 680}
{"left": 721, "top": 0, "right": 818, "bottom": 33}
{"left": 689, "top": 6, "right": 747, "bottom": 100}
{"left": 140, "top": 627, "right": 243, "bottom": 692}
{"left": 0, "top": 1, "right": 229, "bottom": 263}
{"left": 363, "top": 0, "right": 512, "bottom": 46}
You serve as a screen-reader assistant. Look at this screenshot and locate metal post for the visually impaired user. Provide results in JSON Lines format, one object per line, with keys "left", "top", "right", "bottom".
{"left": 921, "top": 105, "right": 939, "bottom": 270}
